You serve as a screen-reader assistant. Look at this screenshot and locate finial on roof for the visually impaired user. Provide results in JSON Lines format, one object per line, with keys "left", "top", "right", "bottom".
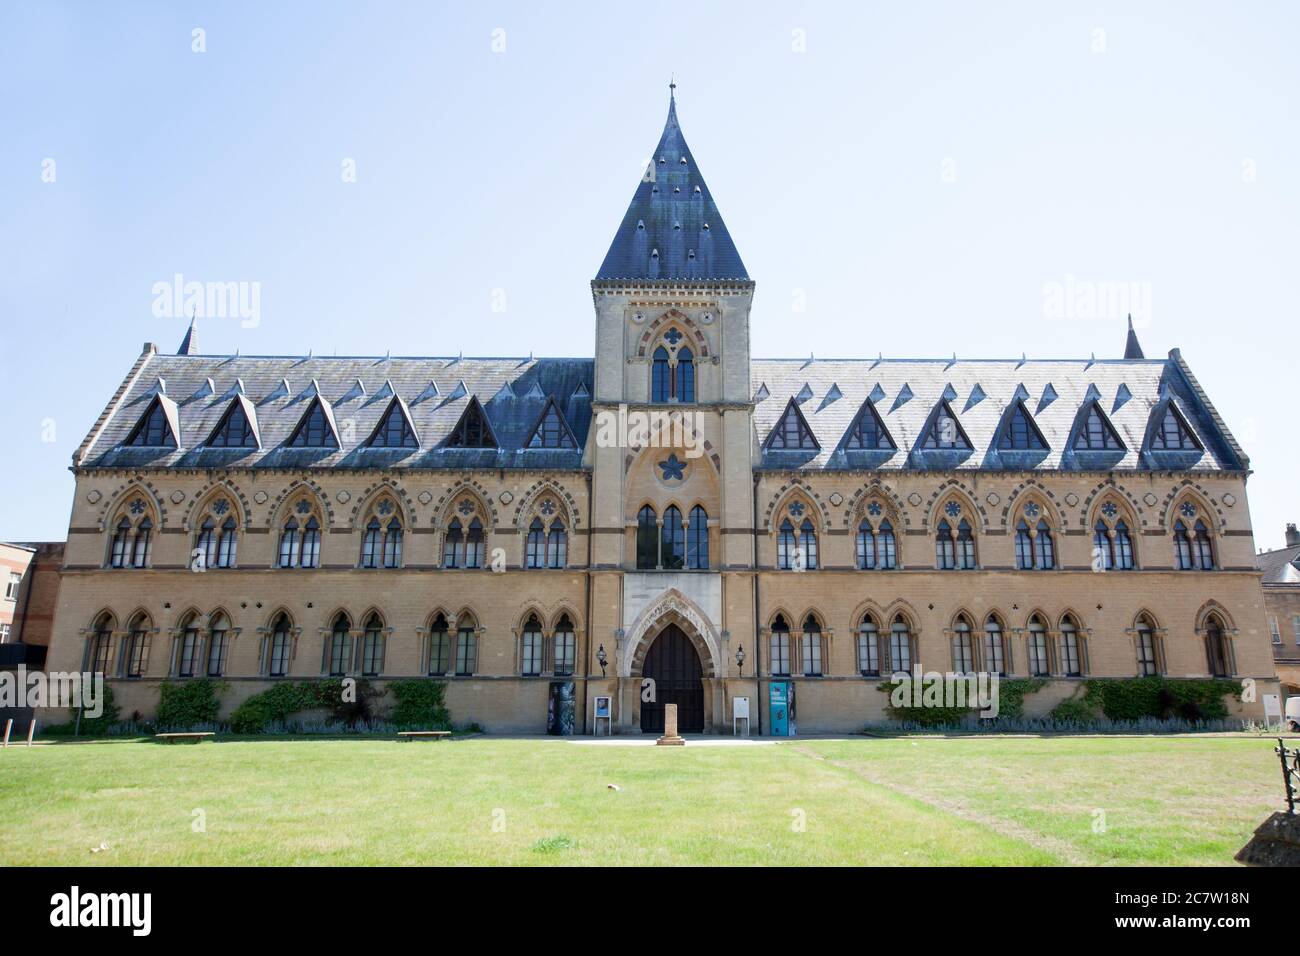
{"left": 1123, "top": 314, "right": 1145, "bottom": 359}
{"left": 176, "top": 308, "right": 199, "bottom": 355}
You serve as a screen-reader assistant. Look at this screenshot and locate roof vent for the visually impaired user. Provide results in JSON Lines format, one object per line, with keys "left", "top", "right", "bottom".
{"left": 679, "top": 157, "right": 687, "bottom": 165}
{"left": 636, "top": 220, "right": 645, "bottom": 231}
{"left": 673, "top": 221, "right": 681, "bottom": 230}
{"left": 753, "top": 382, "right": 770, "bottom": 402}
{"left": 651, "top": 249, "right": 660, "bottom": 259}
{"left": 658, "top": 157, "right": 666, "bottom": 165}
{"left": 687, "top": 250, "right": 696, "bottom": 260}
{"left": 693, "top": 185, "right": 701, "bottom": 194}
{"left": 795, "top": 382, "right": 814, "bottom": 403}
{"left": 702, "top": 222, "right": 710, "bottom": 230}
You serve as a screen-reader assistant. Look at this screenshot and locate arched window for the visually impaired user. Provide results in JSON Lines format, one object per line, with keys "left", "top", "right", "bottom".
{"left": 1093, "top": 519, "right": 1113, "bottom": 571}
{"left": 131, "top": 517, "right": 153, "bottom": 568}
{"left": 1114, "top": 520, "right": 1133, "bottom": 570}
{"left": 111, "top": 517, "right": 132, "bottom": 568}
{"left": 936, "top": 519, "right": 956, "bottom": 570}
{"left": 956, "top": 519, "right": 976, "bottom": 569}
{"left": 547, "top": 519, "right": 567, "bottom": 569}
{"left": 890, "top": 615, "right": 913, "bottom": 676}
{"left": 799, "top": 518, "right": 818, "bottom": 570}
{"left": 1192, "top": 520, "right": 1214, "bottom": 570}
{"left": 123, "top": 614, "right": 152, "bottom": 678}
{"left": 327, "top": 614, "right": 351, "bottom": 677}
{"left": 1205, "top": 616, "right": 1230, "bottom": 677}
{"left": 777, "top": 518, "right": 797, "bottom": 570}
{"left": 281, "top": 499, "right": 323, "bottom": 569}
{"left": 526, "top": 518, "right": 545, "bottom": 569}
{"left": 87, "top": 614, "right": 115, "bottom": 674}
{"left": 651, "top": 346, "right": 671, "bottom": 402}
{"left": 677, "top": 347, "right": 695, "bottom": 403}
{"left": 1060, "top": 615, "right": 1083, "bottom": 677}
{"left": 207, "top": 613, "right": 231, "bottom": 677}
{"left": 521, "top": 614, "right": 544, "bottom": 676}
{"left": 269, "top": 614, "right": 292, "bottom": 677}
{"left": 427, "top": 613, "right": 450, "bottom": 676}
{"left": 1015, "top": 520, "right": 1034, "bottom": 570}
{"left": 1034, "top": 519, "right": 1054, "bottom": 570}
{"left": 1027, "top": 616, "right": 1050, "bottom": 676}
{"left": 279, "top": 518, "right": 299, "bottom": 568}
{"left": 686, "top": 506, "right": 708, "bottom": 569}
{"left": 636, "top": 506, "right": 658, "bottom": 569}
{"left": 857, "top": 615, "right": 880, "bottom": 676}
{"left": 383, "top": 517, "right": 403, "bottom": 568}
{"left": 177, "top": 614, "right": 201, "bottom": 678}
{"left": 198, "top": 517, "right": 217, "bottom": 568}
{"left": 553, "top": 614, "right": 575, "bottom": 677}
{"left": 443, "top": 519, "right": 463, "bottom": 568}
{"left": 857, "top": 520, "right": 876, "bottom": 570}
{"left": 877, "top": 520, "right": 897, "bottom": 569}
{"left": 983, "top": 616, "right": 1007, "bottom": 677}
{"left": 952, "top": 616, "right": 974, "bottom": 673}
{"left": 1136, "top": 615, "right": 1160, "bottom": 676}
{"left": 802, "top": 615, "right": 823, "bottom": 677}
{"left": 361, "top": 614, "right": 385, "bottom": 676}
{"left": 217, "top": 516, "right": 238, "bottom": 568}
{"left": 465, "top": 518, "right": 484, "bottom": 569}
{"left": 454, "top": 619, "right": 477, "bottom": 676}
{"left": 363, "top": 517, "right": 383, "bottom": 568}
{"left": 661, "top": 506, "right": 685, "bottom": 570}
{"left": 770, "top": 615, "right": 791, "bottom": 677}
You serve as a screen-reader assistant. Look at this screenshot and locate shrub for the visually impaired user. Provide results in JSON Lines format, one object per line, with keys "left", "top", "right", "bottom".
{"left": 155, "top": 679, "right": 224, "bottom": 729}
{"left": 228, "top": 679, "right": 380, "bottom": 734}
{"left": 1049, "top": 697, "right": 1099, "bottom": 723}
{"left": 388, "top": 680, "right": 451, "bottom": 730}
{"left": 1083, "top": 678, "right": 1240, "bottom": 722}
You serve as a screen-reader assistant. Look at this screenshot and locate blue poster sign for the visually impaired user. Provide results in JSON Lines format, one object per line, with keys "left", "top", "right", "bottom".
{"left": 769, "top": 680, "right": 793, "bottom": 737}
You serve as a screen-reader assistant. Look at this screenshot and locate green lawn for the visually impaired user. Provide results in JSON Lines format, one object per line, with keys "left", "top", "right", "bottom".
{"left": 0, "top": 735, "right": 1282, "bottom": 866}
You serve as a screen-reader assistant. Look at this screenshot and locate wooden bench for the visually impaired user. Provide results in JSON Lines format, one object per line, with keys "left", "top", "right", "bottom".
{"left": 155, "top": 732, "right": 216, "bottom": 744}
{"left": 397, "top": 731, "right": 451, "bottom": 741}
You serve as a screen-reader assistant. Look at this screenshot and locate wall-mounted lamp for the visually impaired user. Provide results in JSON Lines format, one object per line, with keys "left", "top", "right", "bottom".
{"left": 597, "top": 644, "right": 607, "bottom": 678}
{"left": 736, "top": 644, "right": 746, "bottom": 677}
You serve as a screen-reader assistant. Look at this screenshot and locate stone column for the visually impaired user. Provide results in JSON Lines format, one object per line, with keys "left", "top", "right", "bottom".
{"left": 656, "top": 702, "right": 685, "bottom": 746}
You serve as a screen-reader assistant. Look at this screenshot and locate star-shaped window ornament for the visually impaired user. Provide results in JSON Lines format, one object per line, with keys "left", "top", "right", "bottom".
{"left": 1024, "top": 502, "right": 1041, "bottom": 518}
{"left": 867, "top": 501, "right": 883, "bottom": 517}
{"left": 212, "top": 499, "right": 230, "bottom": 516}
{"left": 788, "top": 501, "right": 806, "bottom": 518}
{"left": 296, "top": 499, "right": 313, "bottom": 515}
{"left": 457, "top": 498, "right": 476, "bottom": 516}
{"left": 1179, "top": 501, "right": 1197, "bottom": 518}
{"left": 1101, "top": 501, "right": 1118, "bottom": 519}
{"left": 540, "top": 499, "right": 556, "bottom": 516}
{"left": 129, "top": 498, "right": 146, "bottom": 515}
{"left": 664, "top": 328, "right": 684, "bottom": 346}
{"left": 658, "top": 454, "right": 686, "bottom": 482}
{"left": 377, "top": 499, "right": 394, "bottom": 516}
{"left": 944, "top": 501, "right": 962, "bottom": 518}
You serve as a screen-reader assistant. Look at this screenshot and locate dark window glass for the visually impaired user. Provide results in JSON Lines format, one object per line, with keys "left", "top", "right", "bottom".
{"left": 448, "top": 400, "right": 495, "bottom": 448}
{"left": 288, "top": 400, "right": 338, "bottom": 448}
{"left": 126, "top": 399, "right": 176, "bottom": 448}
{"left": 651, "top": 347, "right": 671, "bottom": 402}
{"left": 661, "top": 506, "right": 685, "bottom": 570}
{"left": 636, "top": 506, "right": 658, "bottom": 569}
{"left": 999, "top": 403, "right": 1046, "bottom": 450}
{"left": 209, "top": 403, "right": 256, "bottom": 447}
{"left": 370, "top": 401, "right": 418, "bottom": 448}
{"left": 528, "top": 402, "right": 575, "bottom": 449}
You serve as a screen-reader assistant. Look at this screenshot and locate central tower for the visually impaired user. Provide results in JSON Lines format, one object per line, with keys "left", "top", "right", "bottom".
{"left": 586, "top": 87, "right": 758, "bottom": 731}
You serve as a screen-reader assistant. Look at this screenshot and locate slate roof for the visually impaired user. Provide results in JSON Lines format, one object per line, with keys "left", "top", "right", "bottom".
{"left": 77, "top": 353, "right": 593, "bottom": 471}
{"left": 750, "top": 352, "right": 1246, "bottom": 472}
{"left": 1258, "top": 543, "right": 1300, "bottom": 585}
{"left": 594, "top": 89, "right": 749, "bottom": 283}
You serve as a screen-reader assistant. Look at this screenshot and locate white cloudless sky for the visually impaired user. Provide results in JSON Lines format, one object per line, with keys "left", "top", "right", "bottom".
{"left": 1, "top": 1, "right": 1296, "bottom": 547}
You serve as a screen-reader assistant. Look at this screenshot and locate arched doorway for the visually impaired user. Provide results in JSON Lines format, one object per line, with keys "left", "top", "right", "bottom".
{"left": 640, "top": 624, "right": 704, "bottom": 733}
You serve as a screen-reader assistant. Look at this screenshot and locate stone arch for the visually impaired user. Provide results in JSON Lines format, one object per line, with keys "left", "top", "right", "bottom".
{"left": 511, "top": 478, "right": 580, "bottom": 528}
{"left": 622, "top": 416, "right": 721, "bottom": 479}
{"left": 181, "top": 478, "right": 253, "bottom": 531}
{"left": 266, "top": 478, "right": 336, "bottom": 529}
{"left": 1056, "top": 607, "right": 1086, "bottom": 631}
{"left": 1193, "top": 599, "right": 1236, "bottom": 634}
{"left": 547, "top": 603, "right": 582, "bottom": 634}
{"left": 513, "top": 605, "right": 549, "bottom": 636}
{"left": 1161, "top": 483, "right": 1224, "bottom": 533}
{"left": 849, "top": 598, "right": 888, "bottom": 629}
{"left": 1000, "top": 479, "right": 1065, "bottom": 532}
{"left": 761, "top": 479, "right": 832, "bottom": 532}
{"left": 97, "top": 479, "right": 167, "bottom": 531}
{"left": 844, "top": 479, "right": 909, "bottom": 530}
{"left": 623, "top": 588, "right": 720, "bottom": 678}
{"left": 1080, "top": 479, "right": 1146, "bottom": 530}
{"left": 923, "top": 480, "right": 987, "bottom": 532}
{"left": 264, "top": 606, "right": 296, "bottom": 631}
{"left": 882, "top": 599, "right": 923, "bottom": 633}
{"left": 350, "top": 480, "right": 415, "bottom": 530}
{"left": 636, "top": 308, "right": 711, "bottom": 359}
{"left": 1021, "top": 607, "right": 1052, "bottom": 630}
{"left": 432, "top": 480, "right": 496, "bottom": 529}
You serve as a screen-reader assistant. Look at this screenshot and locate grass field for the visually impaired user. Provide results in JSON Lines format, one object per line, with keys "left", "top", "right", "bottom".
{"left": 0, "top": 735, "right": 1284, "bottom": 866}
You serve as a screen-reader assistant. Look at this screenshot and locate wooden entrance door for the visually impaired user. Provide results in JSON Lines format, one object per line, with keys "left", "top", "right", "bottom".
{"left": 640, "top": 624, "right": 705, "bottom": 733}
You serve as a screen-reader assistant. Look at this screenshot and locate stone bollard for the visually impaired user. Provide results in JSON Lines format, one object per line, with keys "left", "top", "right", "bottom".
{"left": 656, "top": 703, "right": 686, "bottom": 746}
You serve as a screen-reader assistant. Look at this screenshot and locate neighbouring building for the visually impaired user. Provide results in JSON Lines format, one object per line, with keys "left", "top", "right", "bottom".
{"left": 1259, "top": 524, "right": 1300, "bottom": 705}
{"left": 0, "top": 543, "right": 35, "bottom": 651}
{"left": 42, "top": 89, "right": 1277, "bottom": 733}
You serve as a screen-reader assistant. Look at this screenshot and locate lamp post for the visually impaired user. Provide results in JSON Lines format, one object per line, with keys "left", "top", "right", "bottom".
{"left": 736, "top": 644, "right": 746, "bottom": 677}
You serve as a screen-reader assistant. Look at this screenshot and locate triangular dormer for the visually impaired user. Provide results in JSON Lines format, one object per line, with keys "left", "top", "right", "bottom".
{"left": 843, "top": 398, "right": 896, "bottom": 450}
{"left": 1147, "top": 401, "right": 1202, "bottom": 452}
{"left": 206, "top": 396, "right": 260, "bottom": 449}
{"left": 765, "top": 398, "right": 819, "bottom": 451}
{"left": 446, "top": 396, "right": 497, "bottom": 448}
{"left": 287, "top": 397, "right": 340, "bottom": 449}
{"left": 367, "top": 397, "right": 419, "bottom": 449}
{"left": 1072, "top": 401, "right": 1125, "bottom": 451}
{"left": 920, "top": 399, "right": 972, "bottom": 450}
{"left": 526, "top": 398, "right": 578, "bottom": 449}
{"left": 124, "top": 395, "right": 179, "bottom": 448}
{"left": 996, "top": 401, "right": 1049, "bottom": 451}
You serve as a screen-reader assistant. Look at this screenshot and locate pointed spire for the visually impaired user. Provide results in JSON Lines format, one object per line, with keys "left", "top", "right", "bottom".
{"left": 1124, "top": 314, "right": 1145, "bottom": 359}
{"left": 594, "top": 85, "right": 747, "bottom": 282}
{"left": 177, "top": 309, "right": 198, "bottom": 355}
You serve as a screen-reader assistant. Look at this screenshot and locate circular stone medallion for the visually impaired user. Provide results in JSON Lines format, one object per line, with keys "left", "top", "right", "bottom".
{"left": 1143, "top": 493, "right": 1158, "bottom": 507}
{"left": 86, "top": 489, "right": 102, "bottom": 504}
{"left": 1064, "top": 492, "right": 1079, "bottom": 507}
{"left": 253, "top": 491, "right": 268, "bottom": 505}
{"left": 828, "top": 492, "right": 844, "bottom": 507}
{"left": 337, "top": 490, "right": 351, "bottom": 504}
{"left": 418, "top": 490, "right": 433, "bottom": 505}
{"left": 907, "top": 493, "right": 923, "bottom": 507}
{"left": 499, "top": 491, "right": 514, "bottom": 505}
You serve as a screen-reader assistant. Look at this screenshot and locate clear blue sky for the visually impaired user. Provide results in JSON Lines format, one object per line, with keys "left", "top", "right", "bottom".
{"left": 2, "top": 1, "right": 1295, "bottom": 547}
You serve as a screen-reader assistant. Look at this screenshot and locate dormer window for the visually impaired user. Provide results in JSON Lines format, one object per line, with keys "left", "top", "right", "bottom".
{"left": 125, "top": 397, "right": 177, "bottom": 448}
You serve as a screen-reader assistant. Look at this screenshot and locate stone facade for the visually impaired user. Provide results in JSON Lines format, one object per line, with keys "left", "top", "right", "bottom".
{"left": 40, "top": 91, "right": 1277, "bottom": 733}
